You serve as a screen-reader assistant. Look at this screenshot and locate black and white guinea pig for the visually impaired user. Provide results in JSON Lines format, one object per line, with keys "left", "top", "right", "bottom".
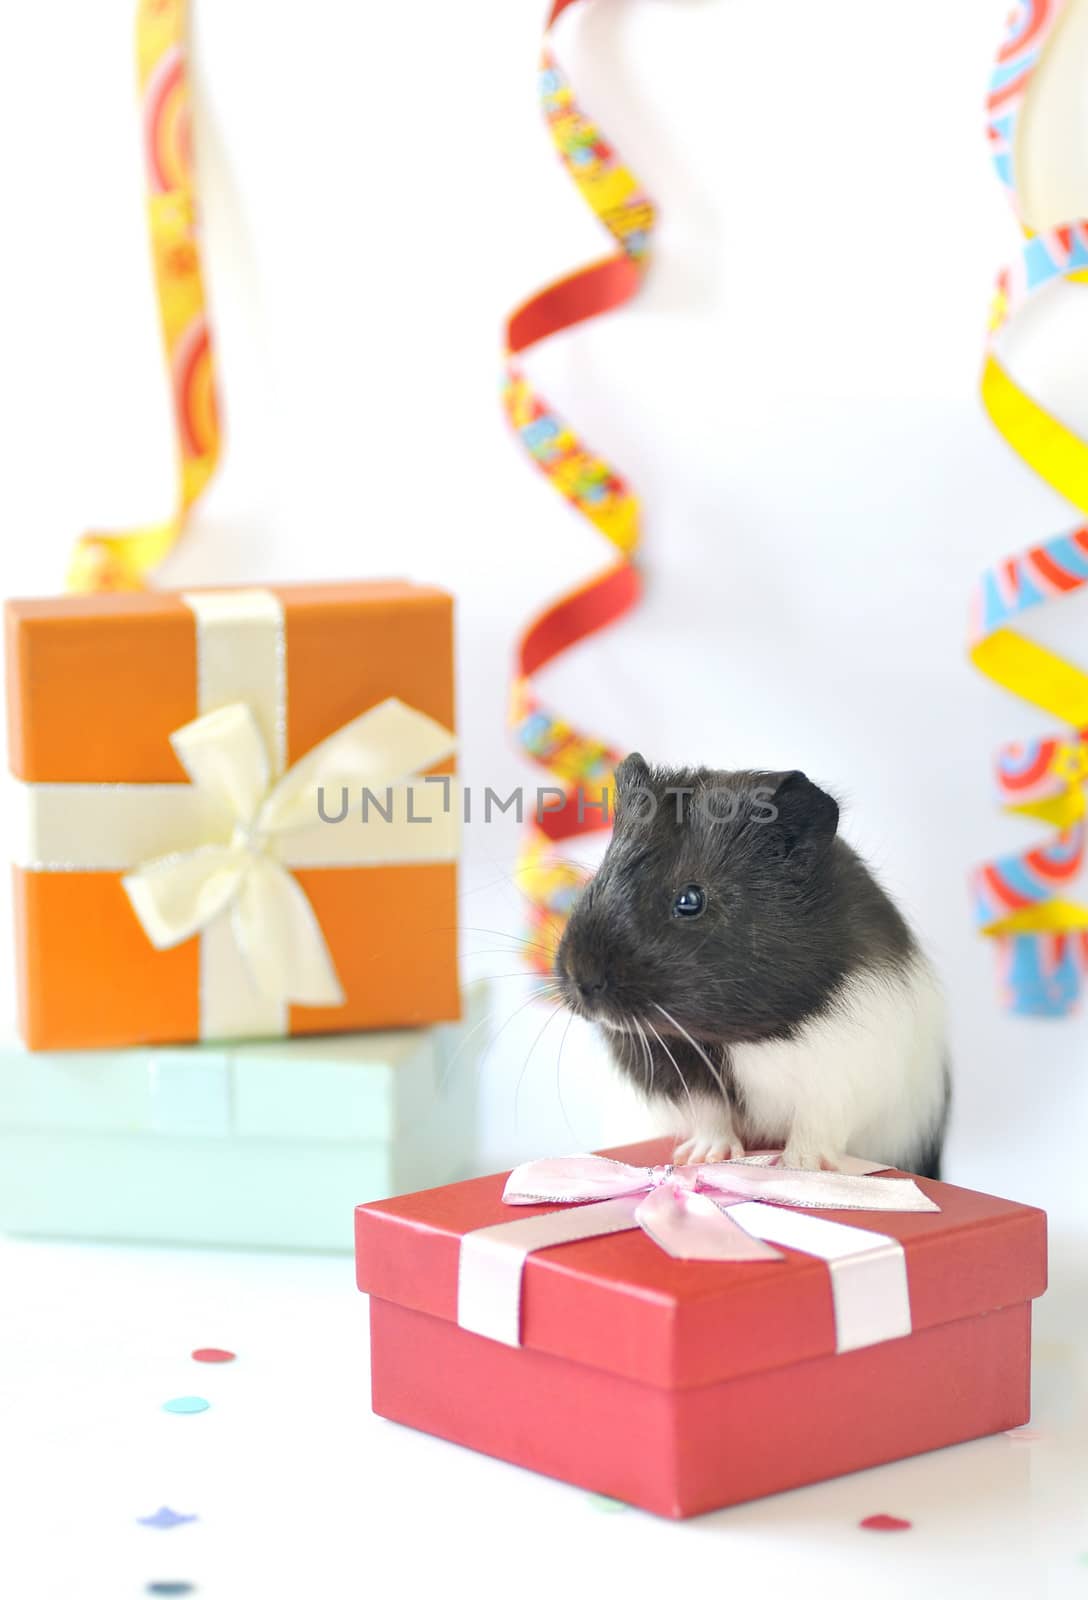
{"left": 555, "top": 755, "right": 950, "bottom": 1179}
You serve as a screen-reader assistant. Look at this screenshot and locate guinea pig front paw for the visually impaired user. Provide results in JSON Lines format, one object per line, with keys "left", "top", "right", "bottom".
{"left": 780, "top": 1144, "right": 844, "bottom": 1173}
{"left": 674, "top": 1134, "right": 746, "bottom": 1165}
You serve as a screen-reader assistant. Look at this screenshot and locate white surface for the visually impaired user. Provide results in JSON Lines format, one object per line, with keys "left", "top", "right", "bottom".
{"left": 0, "top": 1233, "right": 1084, "bottom": 1600}
{"left": 2, "top": 0, "right": 1088, "bottom": 1589}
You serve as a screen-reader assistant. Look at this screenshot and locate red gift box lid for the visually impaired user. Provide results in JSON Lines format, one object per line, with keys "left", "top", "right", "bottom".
{"left": 355, "top": 1137, "right": 1047, "bottom": 1391}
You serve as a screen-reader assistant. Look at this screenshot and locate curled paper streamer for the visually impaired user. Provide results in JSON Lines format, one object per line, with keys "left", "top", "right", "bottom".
{"left": 506, "top": 0, "right": 653, "bottom": 969}
{"left": 68, "top": 0, "right": 220, "bottom": 592}
{"left": 972, "top": 0, "right": 1088, "bottom": 1014}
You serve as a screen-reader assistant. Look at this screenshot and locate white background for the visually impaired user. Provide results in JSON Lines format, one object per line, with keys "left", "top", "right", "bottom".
{"left": 1, "top": 3, "right": 1087, "bottom": 1593}
{"left": 4, "top": 0, "right": 1088, "bottom": 1208}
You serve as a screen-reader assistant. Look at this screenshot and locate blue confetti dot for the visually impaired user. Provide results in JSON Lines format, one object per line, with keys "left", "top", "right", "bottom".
{"left": 138, "top": 1507, "right": 198, "bottom": 1529}
{"left": 162, "top": 1396, "right": 210, "bottom": 1415}
{"left": 146, "top": 1585, "right": 195, "bottom": 1596}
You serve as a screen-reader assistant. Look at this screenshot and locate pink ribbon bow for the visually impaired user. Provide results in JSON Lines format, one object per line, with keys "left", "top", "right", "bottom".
{"left": 502, "top": 1152, "right": 940, "bottom": 1264}
{"left": 456, "top": 1150, "right": 942, "bottom": 1351}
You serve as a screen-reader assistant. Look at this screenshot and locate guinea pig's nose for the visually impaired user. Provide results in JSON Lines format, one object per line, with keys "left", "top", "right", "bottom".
{"left": 578, "top": 977, "right": 607, "bottom": 999}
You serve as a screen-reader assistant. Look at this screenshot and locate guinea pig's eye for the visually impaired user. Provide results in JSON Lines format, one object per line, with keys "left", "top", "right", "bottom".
{"left": 672, "top": 884, "right": 706, "bottom": 919}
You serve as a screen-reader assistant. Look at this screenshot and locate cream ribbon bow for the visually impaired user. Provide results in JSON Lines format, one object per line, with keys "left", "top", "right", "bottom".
{"left": 122, "top": 697, "right": 456, "bottom": 1008}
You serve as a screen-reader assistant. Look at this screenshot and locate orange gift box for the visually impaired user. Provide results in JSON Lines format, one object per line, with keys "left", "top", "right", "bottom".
{"left": 6, "top": 581, "right": 460, "bottom": 1050}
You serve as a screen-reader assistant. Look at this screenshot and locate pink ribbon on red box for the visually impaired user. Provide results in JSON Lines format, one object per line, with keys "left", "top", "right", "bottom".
{"left": 457, "top": 1153, "right": 940, "bottom": 1354}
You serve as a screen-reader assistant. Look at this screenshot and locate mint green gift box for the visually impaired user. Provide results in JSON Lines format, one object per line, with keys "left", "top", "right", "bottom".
{"left": 0, "top": 985, "right": 486, "bottom": 1252}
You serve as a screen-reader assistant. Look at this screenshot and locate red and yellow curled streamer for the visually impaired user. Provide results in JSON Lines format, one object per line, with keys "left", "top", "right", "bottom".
{"left": 506, "top": 0, "right": 653, "bottom": 968}
{"left": 68, "top": 0, "right": 219, "bottom": 592}
{"left": 971, "top": 0, "right": 1088, "bottom": 1014}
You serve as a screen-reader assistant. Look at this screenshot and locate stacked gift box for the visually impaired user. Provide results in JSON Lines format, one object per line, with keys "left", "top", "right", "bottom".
{"left": 2, "top": 578, "right": 487, "bottom": 1250}
{"left": 0, "top": 991, "right": 485, "bottom": 1251}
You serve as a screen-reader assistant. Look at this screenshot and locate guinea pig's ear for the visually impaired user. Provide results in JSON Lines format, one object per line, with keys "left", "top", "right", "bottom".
{"left": 612, "top": 752, "right": 650, "bottom": 825}
{"left": 613, "top": 751, "right": 650, "bottom": 798}
{"left": 761, "top": 771, "right": 839, "bottom": 858}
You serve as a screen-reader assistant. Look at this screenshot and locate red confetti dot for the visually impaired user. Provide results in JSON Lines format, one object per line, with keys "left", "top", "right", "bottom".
{"left": 860, "top": 1514, "right": 912, "bottom": 1532}
{"left": 191, "top": 1348, "right": 235, "bottom": 1363}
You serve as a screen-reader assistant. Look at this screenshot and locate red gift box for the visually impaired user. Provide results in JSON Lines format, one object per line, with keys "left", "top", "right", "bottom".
{"left": 355, "top": 1137, "right": 1047, "bottom": 1519}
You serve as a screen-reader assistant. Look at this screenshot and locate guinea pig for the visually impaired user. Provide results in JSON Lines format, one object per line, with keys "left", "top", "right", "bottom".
{"left": 554, "top": 755, "right": 950, "bottom": 1179}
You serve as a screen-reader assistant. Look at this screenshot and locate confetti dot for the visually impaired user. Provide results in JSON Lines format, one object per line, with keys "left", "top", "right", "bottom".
{"left": 191, "top": 1347, "right": 235, "bottom": 1363}
{"left": 162, "top": 1396, "right": 210, "bottom": 1415}
{"left": 146, "top": 1586, "right": 195, "bottom": 1596}
{"left": 586, "top": 1493, "right": 628, "bottom": 1513}
{"left": 860, "top": 1514, "right": 912, "bottom": 1532}
{"left": 138, "top": 1508, "right": 197, "bottom": 1530}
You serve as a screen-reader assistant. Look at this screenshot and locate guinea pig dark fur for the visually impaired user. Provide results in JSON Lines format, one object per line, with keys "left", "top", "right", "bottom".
{"left": 555, "top": 755, "right": 950, "bottom": 1179}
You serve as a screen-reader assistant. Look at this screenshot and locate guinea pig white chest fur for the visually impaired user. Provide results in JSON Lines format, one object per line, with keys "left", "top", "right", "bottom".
{"left": 555, "top": 755, "right": 951, "bottom": 1180}
{"left": 677, "top": 958, "right": 948, "bottom": 1173}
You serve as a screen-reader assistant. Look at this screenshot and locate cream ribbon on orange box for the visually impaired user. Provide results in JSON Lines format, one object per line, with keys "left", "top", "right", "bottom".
{"left": 458, "top": 1152, "right": 940, "bottom": 1354}
{"left": 13, "top": 590, "right": 458, "bottom": 1040}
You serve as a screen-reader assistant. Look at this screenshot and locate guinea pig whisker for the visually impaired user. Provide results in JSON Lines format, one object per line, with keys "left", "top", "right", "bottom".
{"left": 652, "top": 1002, "right": 730, "bottom": 1102}
{"left": 646, "top": 1018, "right": 699, "bottom": 1127}
{"left": 640, "top": 1022, "right": 655, "bottom": 1093}
{"left": 514, "top": 1000, "right": 565, "bottom": 1132}
{"left": 470, "top": 972, "right": 564, "bottom": 983}
{"left": 554, "top": 1009, "right": 580, "bottom": 1146}
{"left": 458, "top": 926, "right": 557, "bottom": 959}
{"left": 441, "top": 985, "right": 561, "bottom": 1092}
{"left": 596, "top": 1014, "right": 632, "bottom": 1035}
{"left": 463, "top": 951, "right": 560, "bottom": 963}
{"left": 436, "top": 1000, "right": 505, "bottom": 1093}
{"left": 628, "top": 1017, "right": 647, "bottom": 1088}
{"left": 632, "top": 1018, "right": 655, "bottom": 1096}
